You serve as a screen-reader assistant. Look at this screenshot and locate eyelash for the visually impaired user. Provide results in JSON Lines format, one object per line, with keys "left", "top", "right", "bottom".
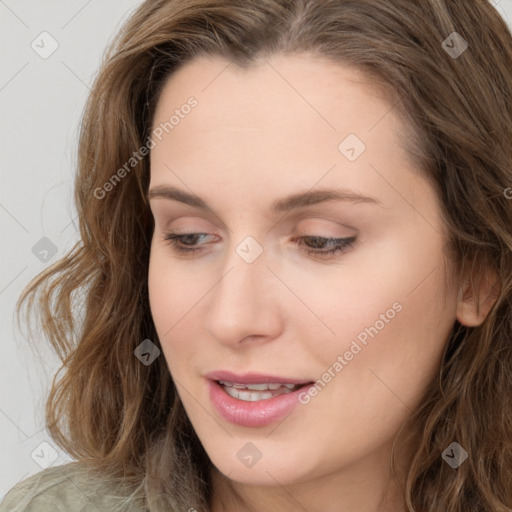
{"left": 163, "top": 233, "right": 356, "bottom": 258}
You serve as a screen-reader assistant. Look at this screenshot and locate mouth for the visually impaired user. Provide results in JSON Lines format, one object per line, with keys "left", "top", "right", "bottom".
{"left": 217, "top": 380, "right": 309, "bottom": 401}
{"left": 206, "top": 373, "right": 315, "bottom": 427}
{"left": 203, "top": 369, "right": 317, "bottom": 426}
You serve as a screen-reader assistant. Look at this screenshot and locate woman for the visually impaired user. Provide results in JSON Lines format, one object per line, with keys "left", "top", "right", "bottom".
{"left": 2, "top": 0, "right": 511, "bottom": 511}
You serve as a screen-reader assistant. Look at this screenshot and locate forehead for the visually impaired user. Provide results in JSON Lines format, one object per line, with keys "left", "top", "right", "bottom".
{"left": 149, "top": 53, "right": 429, "bottom": 216}
{"left": 152, "top": 53, "right": 407, "bottom": 153}
{"left": 152, "top": 52, "right": 398, "bottom": 132}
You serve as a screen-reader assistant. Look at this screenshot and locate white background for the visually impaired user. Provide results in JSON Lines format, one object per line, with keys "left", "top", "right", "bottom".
{"left": 1, "top": 0, "right": 511, "bottom": 499}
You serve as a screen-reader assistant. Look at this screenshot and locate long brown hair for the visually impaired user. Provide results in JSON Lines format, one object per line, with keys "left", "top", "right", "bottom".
{"left": 16, "top": 1, "right": 512, "bottom": 510}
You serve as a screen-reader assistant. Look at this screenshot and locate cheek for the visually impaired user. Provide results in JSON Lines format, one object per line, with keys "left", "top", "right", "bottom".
{"left": 148, "top": 248, "right": 171, "bottom": 328}
{"left": 147, "top": 247, "right": 207, "bottom": 373}
{"left": 326, "top": 279, "right": 452, "bottom": 422}
{"left": 298, "top": 233, "right": 455, "bottom": 405}
{"left": 148, "top": 248, "right": 183, "bottom": 353}
{"left": 148, "top": 243, "right": 196, "bottom": 324}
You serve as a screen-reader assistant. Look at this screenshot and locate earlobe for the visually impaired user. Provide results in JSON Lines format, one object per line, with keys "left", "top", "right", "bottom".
{"left": 456, "top": 269, "right": 501, "bottom": 327}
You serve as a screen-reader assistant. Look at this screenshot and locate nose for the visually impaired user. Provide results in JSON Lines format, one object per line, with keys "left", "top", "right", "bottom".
{"left": 202, "top": 241, "right": 283, "bottom": 348}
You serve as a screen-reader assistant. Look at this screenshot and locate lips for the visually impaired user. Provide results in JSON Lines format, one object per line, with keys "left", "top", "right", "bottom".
{"left": 205, "top": 370, "right": 315, "bottom": 426}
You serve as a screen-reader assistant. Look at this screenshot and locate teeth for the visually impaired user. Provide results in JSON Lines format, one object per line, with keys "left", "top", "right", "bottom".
{"left": 217, "top": 380, "right": 307, "bottom": 401}
{"left": 223, "top": 386, "right": 294, "bottom": 401}
{"left": 218, "top": 380, "right": 301, "bottom": 391}
{"left": 235, "top": 383, "right": 268, "bottom": 390}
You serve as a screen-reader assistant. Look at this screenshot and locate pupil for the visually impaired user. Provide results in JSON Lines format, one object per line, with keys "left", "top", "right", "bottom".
{"left": 308, "top": 237, "right": 325, "bottom": 248}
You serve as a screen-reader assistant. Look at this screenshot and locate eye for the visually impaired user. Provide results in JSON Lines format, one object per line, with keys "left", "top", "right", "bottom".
{"left": 293, "top": 235, "right": 356, "bottom": 258}
{"left": 163, "top": 232, "right": 216, "bottom": 253}
{"left": 163, "top": 232, "right": 356, "bottom": 259}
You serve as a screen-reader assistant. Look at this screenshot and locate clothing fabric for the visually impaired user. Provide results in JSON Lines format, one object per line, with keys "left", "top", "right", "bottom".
{"left": 0, "top": 463, "right": 143, "bottom": 512}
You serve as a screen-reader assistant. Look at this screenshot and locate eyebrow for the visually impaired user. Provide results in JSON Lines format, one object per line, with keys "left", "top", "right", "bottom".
{"left": 147, "top": 185, "right": 383, "bottom": 212}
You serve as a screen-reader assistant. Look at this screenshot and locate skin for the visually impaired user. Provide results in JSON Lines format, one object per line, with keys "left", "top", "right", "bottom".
{"left": 147, "top": 53, "right": 493, "bottom": 512}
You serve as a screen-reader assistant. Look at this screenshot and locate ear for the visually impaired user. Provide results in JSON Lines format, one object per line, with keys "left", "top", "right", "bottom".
{"left": 456, "top": 267, "right": 501, "bottom": 327}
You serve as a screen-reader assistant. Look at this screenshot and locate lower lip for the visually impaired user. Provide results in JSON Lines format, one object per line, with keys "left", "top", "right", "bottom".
{"left": 208, "top": 380, "right": 313, "bottom": 427}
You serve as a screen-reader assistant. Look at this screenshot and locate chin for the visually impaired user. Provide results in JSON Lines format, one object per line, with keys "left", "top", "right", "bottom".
{"left": 207, "top": 445, "right": 312, "bottom": 487}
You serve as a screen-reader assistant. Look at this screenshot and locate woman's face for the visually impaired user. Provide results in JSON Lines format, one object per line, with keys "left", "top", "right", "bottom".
{"left": 148, "top": 53, "right": 459, "bottom": 507}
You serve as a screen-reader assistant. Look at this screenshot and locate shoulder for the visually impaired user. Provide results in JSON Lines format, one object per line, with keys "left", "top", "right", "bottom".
{"left": 0, "top": 462, "right": 144, "bottom": 512}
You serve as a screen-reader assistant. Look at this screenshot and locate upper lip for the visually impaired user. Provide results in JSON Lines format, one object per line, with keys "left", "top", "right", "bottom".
{"left": 205, "top": 370, "right": 312, "bottom": 385}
